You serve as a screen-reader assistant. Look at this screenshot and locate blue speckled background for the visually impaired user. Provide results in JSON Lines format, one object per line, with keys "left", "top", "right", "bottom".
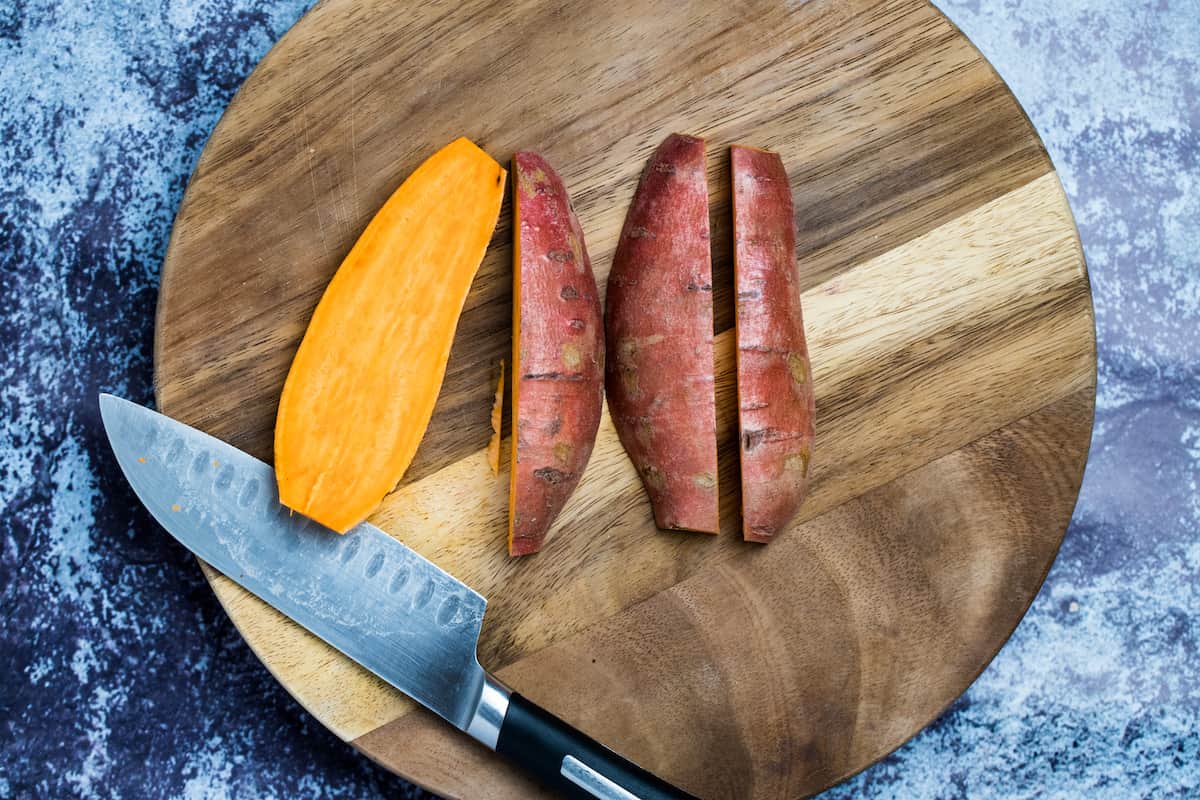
{"left": 1, "top": 1, "right": 1196, "bottom": 797}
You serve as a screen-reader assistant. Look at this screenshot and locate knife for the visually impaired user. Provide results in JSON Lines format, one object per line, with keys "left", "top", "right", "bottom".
{"left": 99, "top": 394, "right": 697, "bottom": 800}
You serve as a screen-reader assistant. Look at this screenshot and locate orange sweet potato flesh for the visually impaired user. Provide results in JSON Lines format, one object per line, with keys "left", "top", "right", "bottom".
{"left": 606, "top": 133, "right": 719, "bottom": 533}
{"left": 731, "top": 145, "right": 815, "bottom": 543}
{"left": 487, "top": 360, "right": 505, "bottom": 476}
{"left": 509, "top": 151, "right": 604, "bottom": 556}
{"left": 275, "top": 138, "right": 506, "bottom": 533}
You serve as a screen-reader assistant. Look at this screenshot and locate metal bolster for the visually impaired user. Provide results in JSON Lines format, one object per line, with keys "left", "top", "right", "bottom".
{"left": 465, "top": 672, "right": 511, "bottom": 750}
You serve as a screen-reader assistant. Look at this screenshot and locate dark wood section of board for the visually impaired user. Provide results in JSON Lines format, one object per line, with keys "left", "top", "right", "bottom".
{"left": 354, "top": 388, "right": 1094, "bottom": 799}
{"left": 154, "top": 0, "right": 1096, "bottom": 797}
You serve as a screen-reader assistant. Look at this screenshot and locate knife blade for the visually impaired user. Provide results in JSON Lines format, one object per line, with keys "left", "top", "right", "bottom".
{"left": 99, "top": 394, "right": 696, "bottom": 800}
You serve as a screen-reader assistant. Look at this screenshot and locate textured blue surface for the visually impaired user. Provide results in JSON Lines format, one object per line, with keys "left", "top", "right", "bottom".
{"left": 0, "top": 1, "right": 1196, "bottom": 798}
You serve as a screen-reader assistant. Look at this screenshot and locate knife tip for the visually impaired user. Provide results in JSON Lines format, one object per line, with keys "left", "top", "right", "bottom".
{"left": 97, "top": 393, "right": 137, "bottom": 438}
{"left": 97, "top": 391, "right": 118, "bottom": 416}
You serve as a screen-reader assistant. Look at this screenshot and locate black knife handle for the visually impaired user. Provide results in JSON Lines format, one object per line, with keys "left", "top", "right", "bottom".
{"left": 494, "top": 692, "right": 698, "bottom": 800}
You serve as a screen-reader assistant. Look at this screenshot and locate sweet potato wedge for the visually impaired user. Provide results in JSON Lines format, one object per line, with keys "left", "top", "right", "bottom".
{"left": 275, "top": 138, "right": 506, "bottom": 533}
{"left": 605, "top": 133, "right": 719, "bottom": 533}
{"left": 509, "top": 152, "right": 604, "bottom": 556}
{"left": 487, "top": 360, "right": 504, "bottom": 476}
{"left": 731, "top": 144, "right": 815, "bottom": 542}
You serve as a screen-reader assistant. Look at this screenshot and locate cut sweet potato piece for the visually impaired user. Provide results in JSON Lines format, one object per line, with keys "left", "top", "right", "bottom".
{"left": 509, "top": 151, "right": 604, "bottom": 556}
{"left": 275, "top": 138, "right": 506, "bottom": 533}
{"left": 731, "top": 144, "right": 815, "bottom": 543}
{"left": 605, "top": 133, "right": 719, "bottom": 533}
{"left": 488, "top": 360, "right": 505, "bottom": 476}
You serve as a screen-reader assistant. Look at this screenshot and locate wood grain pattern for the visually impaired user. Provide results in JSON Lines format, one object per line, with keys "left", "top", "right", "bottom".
{"left": 155, "top": 0, "right": 1096, "bottom": 797}
{"left": 356, "top": 387, "right": 1095, "bottom": 799}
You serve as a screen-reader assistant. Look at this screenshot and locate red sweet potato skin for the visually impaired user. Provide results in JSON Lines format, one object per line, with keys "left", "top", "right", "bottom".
{"left": 605, "top": 134, "right": 719, "bottom": 533}
{"left": 732, "top": 145, "right": 815, "bottom": 543}
{"left": 510, "top": 152, "right": 603, "bottom": 556}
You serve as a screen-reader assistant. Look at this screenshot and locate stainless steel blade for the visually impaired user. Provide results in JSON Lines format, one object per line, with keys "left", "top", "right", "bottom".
{"left": 98, "top": 394, "right": 489, "bottom": 731}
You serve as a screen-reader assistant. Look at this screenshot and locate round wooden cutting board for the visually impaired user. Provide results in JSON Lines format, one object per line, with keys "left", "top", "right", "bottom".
{"left": 154, "top": 0, "right": 1096, "bottom": 797}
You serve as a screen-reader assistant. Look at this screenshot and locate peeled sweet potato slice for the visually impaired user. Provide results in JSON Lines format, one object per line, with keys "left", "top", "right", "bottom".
{"left": 605, "top": 133, "right": 719, "bottom": 534}
{"left": 509, "top": 151, "right": 604, "bottom": 556}
{"left": 731, "top": 144, "right": 815, "bottom": 543}
{"left": 275, "top": 138, "right": 506, "bottom": 533}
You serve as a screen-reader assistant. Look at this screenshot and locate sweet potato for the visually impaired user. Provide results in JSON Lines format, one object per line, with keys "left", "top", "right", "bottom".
{"left": 275, "top": 138, "right": 506, "bottom": 533}
{"left": 731, "top": 145, "right": 815, "bottom": 542}
{"left": 509, "top": 152, "right": 604, "bottom": 556}
{"left": 605, "top": 133, "right": 719, "bottom": 533}
{"left": 487, "top": 360, "right": 505, "bottom": 476}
